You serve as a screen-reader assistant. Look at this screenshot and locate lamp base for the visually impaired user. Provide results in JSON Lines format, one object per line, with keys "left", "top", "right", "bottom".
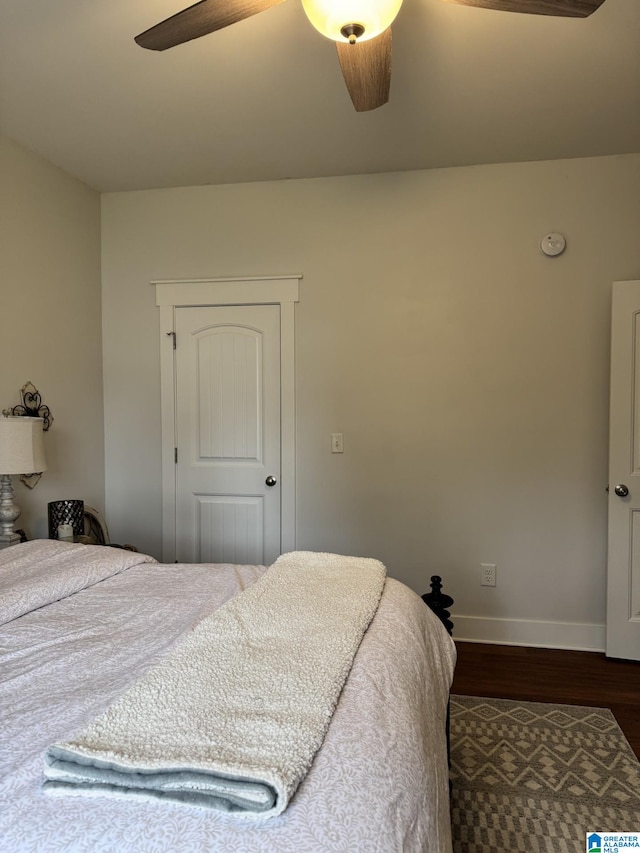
{"left": 0, "top": 473, "right": 21, "bottom": 546}
{"left": 0, "top": 530, "right": 22, "bottom": 549}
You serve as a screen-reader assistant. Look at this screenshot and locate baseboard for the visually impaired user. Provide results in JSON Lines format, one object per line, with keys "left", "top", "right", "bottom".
{"left": 452, "top": 614, "right": 606, "bottom": 653}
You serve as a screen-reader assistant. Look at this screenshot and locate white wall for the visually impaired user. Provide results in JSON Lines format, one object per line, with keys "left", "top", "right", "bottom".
{"left": 101, "top": 153, "right": 640, "bottom": 650}
{"left": 1, "top": 135, "right": 104, "bottom": 538}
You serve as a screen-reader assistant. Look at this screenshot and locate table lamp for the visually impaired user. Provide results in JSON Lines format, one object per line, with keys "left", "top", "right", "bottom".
{"left": 0, "top": 417, "right": 47, "bottom": 549}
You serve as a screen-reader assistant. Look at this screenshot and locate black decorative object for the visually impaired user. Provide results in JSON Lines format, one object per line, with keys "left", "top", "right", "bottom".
{"left": 422, "top": 575, "right": 454, "bottom": 636}
{"left": 3, "top": 381, "right": 53, "bottom": 431}
{"left": 48, "top": 500, "right": 84, "bottom": 540}
{"left": 421, "top": 574, "right": 455, "bottom": 779}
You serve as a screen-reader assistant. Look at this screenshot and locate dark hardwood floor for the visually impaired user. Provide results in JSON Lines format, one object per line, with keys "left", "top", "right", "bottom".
{"left": 451, "top": 641, "right": 640, "bottom": 760}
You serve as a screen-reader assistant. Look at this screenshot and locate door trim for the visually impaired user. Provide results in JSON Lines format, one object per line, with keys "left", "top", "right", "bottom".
{"left": 606, "top": 279, "right": 640, "bottom": 660}
{"left": 154, "top": 276, "right": 301, "bottom": 563}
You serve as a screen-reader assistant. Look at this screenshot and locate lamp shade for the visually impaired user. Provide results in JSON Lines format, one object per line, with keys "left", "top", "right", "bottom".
{"left": 301, "top": 0, "right": 402, "bottom": 42}
{"left": 0, "top": 417, "right": 47, "bottom": 475}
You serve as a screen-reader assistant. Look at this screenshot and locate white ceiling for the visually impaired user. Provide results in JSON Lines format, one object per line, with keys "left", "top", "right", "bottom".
{"left": 1, "top": 0, "right": 638, "bottom": 192}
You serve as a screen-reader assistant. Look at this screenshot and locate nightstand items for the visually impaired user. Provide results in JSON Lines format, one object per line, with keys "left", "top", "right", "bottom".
{"left": 48, "top": 500, "right": 84, "bottom": 541}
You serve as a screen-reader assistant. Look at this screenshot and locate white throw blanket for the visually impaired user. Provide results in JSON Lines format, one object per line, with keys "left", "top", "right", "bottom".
{"left": 43, "top": 551, "right": 386, "bottom": 819}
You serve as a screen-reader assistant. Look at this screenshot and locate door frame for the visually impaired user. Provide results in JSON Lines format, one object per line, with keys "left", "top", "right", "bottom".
{"left": 606, "top": 279, "right": 640, "bottom": 660}
{"left": 154, "top": 275, "right": 301, "bottom": 563}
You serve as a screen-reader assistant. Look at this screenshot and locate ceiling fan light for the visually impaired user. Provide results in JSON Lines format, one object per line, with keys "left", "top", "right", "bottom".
{"left": 301, "top": 0, "right": 402, "bottom": 42}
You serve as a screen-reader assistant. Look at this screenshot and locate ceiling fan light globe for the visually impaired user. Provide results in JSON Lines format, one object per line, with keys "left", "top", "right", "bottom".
{"left": 301, "top": 0, "right": 402, "bottom": 42}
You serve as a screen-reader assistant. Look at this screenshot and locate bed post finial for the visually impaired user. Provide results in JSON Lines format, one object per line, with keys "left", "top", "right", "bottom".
{"left": 421, "top": 575, "right": 454, "bottom": 636}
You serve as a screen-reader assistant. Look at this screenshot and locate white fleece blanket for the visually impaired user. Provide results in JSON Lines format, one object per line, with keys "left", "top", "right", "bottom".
{"left": 43, "top": 551, "right": 386, "bottom": 819}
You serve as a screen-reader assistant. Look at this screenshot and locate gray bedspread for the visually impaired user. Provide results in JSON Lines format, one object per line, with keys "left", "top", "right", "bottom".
{"left": 0, "top": 540, "right": 456, "bottom": 852}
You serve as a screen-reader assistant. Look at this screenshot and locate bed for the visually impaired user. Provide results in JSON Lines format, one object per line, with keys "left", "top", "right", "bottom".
{"left": 0, "top": 540, "right": 456, "bottom": 852}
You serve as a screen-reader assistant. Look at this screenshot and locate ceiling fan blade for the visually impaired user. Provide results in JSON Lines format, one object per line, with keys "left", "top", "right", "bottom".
{"left": 336, "top": 29, "right": 392, "bottom": 113}
{"left": 135, "top": 0, "right": 287, "bottom": 51}
{"left": 441, "top": 0, "right": 606, "bottom": 16}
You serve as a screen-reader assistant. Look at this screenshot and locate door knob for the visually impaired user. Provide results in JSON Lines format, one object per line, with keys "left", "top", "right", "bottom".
{"left": 265, "top": 476, "right": 277, "bottom": 487}
{"left": 614, "top": 484, "right": 629, "bottom": 497}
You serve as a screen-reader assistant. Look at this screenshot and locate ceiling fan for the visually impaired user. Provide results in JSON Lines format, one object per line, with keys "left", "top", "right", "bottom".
{"left": 135, "top": 0, "right": 607, "bottom": 112}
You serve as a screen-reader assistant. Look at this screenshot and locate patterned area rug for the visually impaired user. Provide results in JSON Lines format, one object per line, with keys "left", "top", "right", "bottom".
{"left": 449, "top": 695, "right": 640, "bottom": 853}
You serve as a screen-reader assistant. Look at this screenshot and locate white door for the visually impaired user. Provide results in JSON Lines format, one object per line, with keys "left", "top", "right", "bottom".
{"left": 174, "top": 304, "right": 281, "bottom": 565}
{"left": 606, "top": 280, "right": 640, "bottom": 661}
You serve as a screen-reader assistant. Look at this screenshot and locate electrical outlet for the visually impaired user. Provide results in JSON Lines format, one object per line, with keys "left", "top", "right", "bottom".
{"left": 331, "top": 433, "right": 344, "bottom": 453}
{"left": 480, "top": 563, "right": 496, "bottom": 587}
